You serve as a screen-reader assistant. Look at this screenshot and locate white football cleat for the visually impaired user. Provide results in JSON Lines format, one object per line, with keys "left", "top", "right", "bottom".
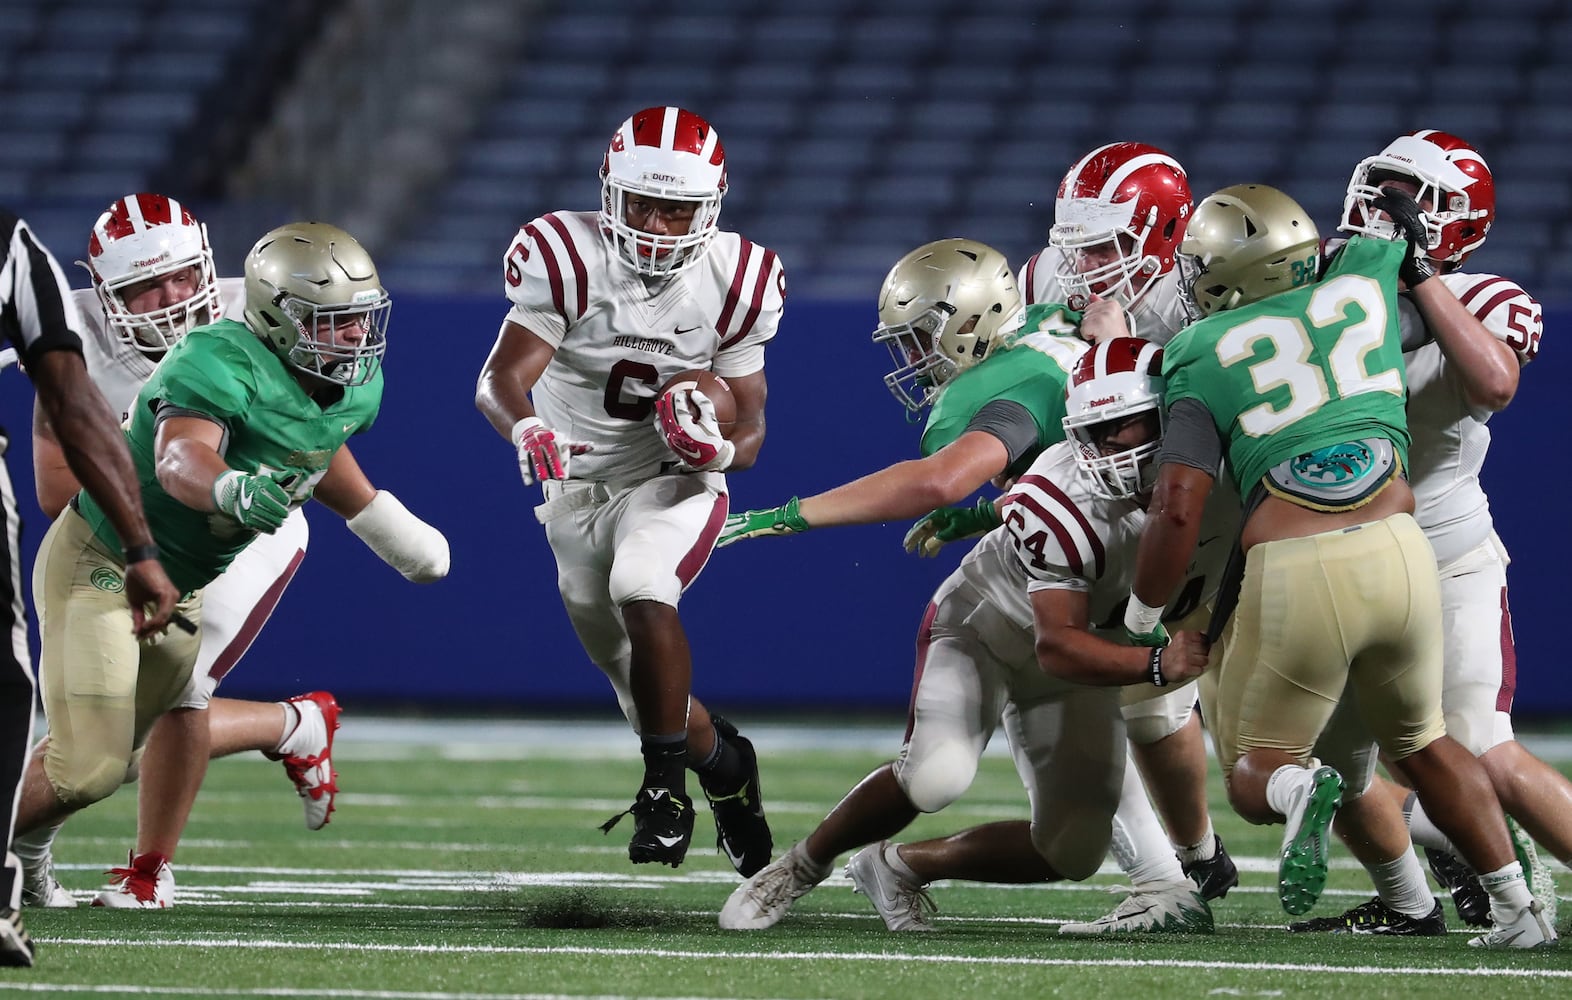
{"left": 1059, "top": 881, "right": 1215, "bottom": 935}
{"left": 267, "top": 691, "right": 341, "bottom": 830}
{"left": 1469, "top": 899, "right": 1558, "bottom": 949}
{"left": 845, "top": 842, "right": 936, "bottom": 932}
{"left": 92, "top": 852, "right": 175, "bottom": 909}
{"left": 719, "top": 840, "right": 831, "bottom": 930}
{"left": 20, "top": 850, "right": 74, "bottom": 909}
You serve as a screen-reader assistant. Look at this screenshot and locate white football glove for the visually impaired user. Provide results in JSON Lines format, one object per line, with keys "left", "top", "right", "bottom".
{"left": 656, "top": 388, "right": 734, "bottom": 471}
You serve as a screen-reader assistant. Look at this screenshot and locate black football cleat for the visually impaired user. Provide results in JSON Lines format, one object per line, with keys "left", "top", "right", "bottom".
{"left": 703, "top": 715, "right": 774, "bottom": 877}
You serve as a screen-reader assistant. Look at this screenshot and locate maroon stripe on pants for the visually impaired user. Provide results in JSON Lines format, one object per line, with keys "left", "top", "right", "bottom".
{"left": 207, "top": 547, "right": 307, "bottom": 685}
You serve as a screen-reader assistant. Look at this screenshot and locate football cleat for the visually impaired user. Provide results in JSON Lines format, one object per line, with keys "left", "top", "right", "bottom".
{"left": 1059, "top": 882, "right": 1214, "bottom": 935}
{"left": 702, "top": 715, "right": 773, "bottom": 878}
{"left": 1424, "top": 846, "right": 1490, "bottom": 927}
{"left": 1469, "top": 899, "right": 1559, "bottom": 949}
{"left": 1278, "top": 765, "right": 1344, "bottom": 916}
{"left": 602, "top": 785, "right": 695, "bottom": 868}
{"left": 1289, "top": 896, "right": 1446, "bottom": 935}
{"left": 265, "top": 691, "right": 341, "bottom": 830}
{"left": 92, "top": 851, "right": 175, "bottom": 909}
{"left": 0, "top": 908, "right": 34, "bottom": 967}
{"left": 719, "top": 840, "right": 832, "bottom": 930}
{"left": 1182, "top": 834, "right": 1240, "bottom": 901}
{"left": 20, "top": 850, "right": 75, "bottom": 908}
{"left": 845, "top": 842, "right": 936, "bottom": 931}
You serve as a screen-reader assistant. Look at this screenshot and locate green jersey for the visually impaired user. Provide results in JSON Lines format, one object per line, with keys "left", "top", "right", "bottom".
{"left": 921, "top": 303, "right": 1088, "bottom": 478}
{"left": 76, "top": 320, "right": 383, "bottom": 593}
{"left": 1162, "top": 235, "right": 1410, "bottom": 496}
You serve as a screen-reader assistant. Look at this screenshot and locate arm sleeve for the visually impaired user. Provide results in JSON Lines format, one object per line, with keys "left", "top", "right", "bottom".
{"left": 1, "top": 218, "right": 85, "bottom": 368}
{"left": 1157, "top": 397, "right": 1225, "bottom": 475}
{"left": 963, "top": 399, "right": 1041, "bottom": 470}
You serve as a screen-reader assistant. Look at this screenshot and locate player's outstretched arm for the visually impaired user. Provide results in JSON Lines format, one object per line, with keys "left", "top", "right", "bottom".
{"left": 154, "top": 414, "right": 289, "bottom": 534}
{"left": 1127, "top": 461, "right": 1214, "bottom": 645}
{"left": 1032, "top": 588, "right": 1209, "bottom": 687}
{"left": 317, "top": 445, "right": 450, "bottom": 583}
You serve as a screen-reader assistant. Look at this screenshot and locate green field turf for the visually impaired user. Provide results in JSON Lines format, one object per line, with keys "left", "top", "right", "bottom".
{"left": 7, "top": 715, "right": 1571, "bottom": 999}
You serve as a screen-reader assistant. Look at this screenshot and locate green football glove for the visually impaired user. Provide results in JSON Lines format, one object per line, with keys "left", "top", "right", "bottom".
{"left": 1123, "top": 621, "right": 1172, "bottom": 648}
{"left": 903, "top": 497, "right": 1002, "bottom": 558}
{"left": 212, "top": 470, "right": 291, "bottom": 533}
{"left": 717, "top": 496, "right": 810, "bottom": 548}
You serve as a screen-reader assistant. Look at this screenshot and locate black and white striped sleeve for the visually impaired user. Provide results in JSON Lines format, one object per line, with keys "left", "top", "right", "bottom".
{"left": 0, "top": 209, "right": 84, "bottom": 370}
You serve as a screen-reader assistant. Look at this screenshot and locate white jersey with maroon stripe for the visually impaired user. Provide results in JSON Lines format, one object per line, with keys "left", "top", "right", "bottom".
{"left": 1017, "top": 250, "right": 1190, "bottom": 346}
{"left": 957, "top": 442, "right": 1238, "bottom": 634}
{"left": 70, "top": 277, "right": 247, "bottom": 423}
{"left": 502, "top": 210, "right": 783, "bottom": 482}
{"left": 1402, "top": 270, "right": 1541, "bottom": 564}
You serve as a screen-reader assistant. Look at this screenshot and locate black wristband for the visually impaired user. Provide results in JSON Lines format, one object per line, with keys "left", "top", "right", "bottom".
{"left": 123, "top": 543, "right": 160, "bottom": 565}
{"left": 1148, "top": 645, "right": 1168, "bottom": 687}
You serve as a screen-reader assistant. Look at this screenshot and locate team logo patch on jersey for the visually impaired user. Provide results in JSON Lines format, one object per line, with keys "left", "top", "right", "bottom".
{"left": 90, "top": 567, "right": 124, "bottom": 593}
{"left": 1290, "top": 441, "right": 1375, "bottom": 487}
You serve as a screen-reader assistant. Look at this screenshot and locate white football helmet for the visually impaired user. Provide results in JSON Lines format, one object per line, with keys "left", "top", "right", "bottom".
{"left": 84, "top": 192, "right": 221, "bottom": 354}
{"left": 242, "top": 223, "right": 390, "bottom": 387}
{"left": 873, "top": 238, "right": 1024, "bottom": 412}
{"left": 599, "top": 106, "right": 727, "bottom": 277}
{"left": 1062, "top": 337, "right": 1165, "bottom": 500}
{"left": 1341, "top": 129, "right": 1495, "bottom": 266}
{"left": 1049, "top": 142, "right": 1192, "bottom": 312}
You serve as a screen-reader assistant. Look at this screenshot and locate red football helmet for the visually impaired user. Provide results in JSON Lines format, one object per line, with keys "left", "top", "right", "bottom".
{"left": 86, "top": 192, "right": 221, "bottom": 354}
{"left": 599, "top": 106, "right": 728, "bottom": 277}
{"left": 1049, "top": 142, "right": 1192, "bottom": 311}
{"left": 1341, "top": 129, "right": 1495, "bottom": 266}
{"left": 1061, "top": 336, "right": 1165, "bottom": 500}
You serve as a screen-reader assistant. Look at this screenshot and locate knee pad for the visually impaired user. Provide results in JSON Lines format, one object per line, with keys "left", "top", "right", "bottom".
{"left": 47, "top": 755, "right": 129, "bottom": 809}
{"left": 608, "top": 554, "right": 679, "bottom": 608}
{"left": 1033, "top": 810, "right": 1110, "bottom": 881}
{"left": 1122, "top": 687, "right": 1196, "bottom": 745}
{"left": 894, "top": 742, "right": 978, "bottom": 813}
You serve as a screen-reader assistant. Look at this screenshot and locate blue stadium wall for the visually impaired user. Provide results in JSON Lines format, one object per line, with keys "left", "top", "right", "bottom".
{"left": 2, "top": 296, "right": 1567, "bottom": 715}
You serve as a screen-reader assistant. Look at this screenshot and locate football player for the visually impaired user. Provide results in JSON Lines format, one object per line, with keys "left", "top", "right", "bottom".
{"left": 721, "top": 338, "right": 1229, "bottom": 933}
{"left": 475, "top": 106, "right": 780, "bottom": 875}
{"left": 18, "top": 195, "right": 355, "bottom": 909}
{"left": 1126, "top": 183, "right": 1552, "bottom": 948}
{"left": 13, "top": 222, "right": 448, "bottom": 908}
{"left": 1296, "top": 131, "right": 1563, "bottom": 932}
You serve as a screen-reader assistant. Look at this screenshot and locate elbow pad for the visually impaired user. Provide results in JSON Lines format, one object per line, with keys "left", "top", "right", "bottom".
{"left": 346, "top": 490, "right": 450, "bottom": 583}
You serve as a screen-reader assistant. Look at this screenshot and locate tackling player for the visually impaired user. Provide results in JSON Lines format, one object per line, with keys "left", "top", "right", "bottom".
{"left": 1126, "top": 183, "right": 1552, "bottom": 948}
{"left": 12, "top": 222, "right": 449, "bottom": 908}
{"left": 721, "top": 338, "right": 1228, "bottom": 933}
{"left": 475, "top": 106, "right": 779, "bottom": 876}
{"left": 18, "top": 195, "right": 361, "bottom": 909}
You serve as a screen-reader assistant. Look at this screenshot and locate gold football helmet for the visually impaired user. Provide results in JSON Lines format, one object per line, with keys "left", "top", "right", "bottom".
{"left": 243, "top": 223, "right": 390, "bottom": 387}
{"left": 1177, "top": 184, "right": 1319, "bottom": 319}
{"left": 873, "top": 238, "right": 1024, "bottom": 412}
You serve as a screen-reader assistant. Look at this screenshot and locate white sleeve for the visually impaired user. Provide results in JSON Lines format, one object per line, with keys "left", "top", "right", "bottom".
{"left": 1001, "top": 472, "right": 1106, "bottom": 593}
{"left": 1442, "top": 272, "right": 1542, "bottom": 364}
{"left": 501, "top": 216, "right": 577, "bottom": 347}
{"left": 712, "top": 242, "right": 784, "bottom": 380}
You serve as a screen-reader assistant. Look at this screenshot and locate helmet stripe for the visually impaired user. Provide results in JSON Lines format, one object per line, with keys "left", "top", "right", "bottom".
{"left": 1101, "top": 153, "right": 1185, "bottom": 199}
{"left": 659, "top": 105, "right": 678, "bottom": 150}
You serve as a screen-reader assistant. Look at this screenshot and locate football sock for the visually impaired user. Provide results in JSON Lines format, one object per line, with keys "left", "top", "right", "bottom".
{"left": 1264, "top": 764, "right": 1315, "bottom": 825}
{"left": 1401, "top": 790, "right": 1459, "bottom": 854}
{"left": 272, "top": 702, "right": 304, "bottom": 755}
{"left": 640, "top": 732, "right": 688, "bottom": 792}
{"left": 883, "top": 842, "right": 923, "bottom": 882}
{"left": 1111, "top": 758, "right": 1188, "bottom": 887}
{"left": 1369, "top": 848, "right": 1435, "bottom": 918}
{"left": 690, "top": 723, "right": 746, "bottom": 794}
{"left": 1175, "top": 820, "right": 1218, "bottom": 865}
{"left": 1478, "top": 861, "right": 1533, "bottom": 925}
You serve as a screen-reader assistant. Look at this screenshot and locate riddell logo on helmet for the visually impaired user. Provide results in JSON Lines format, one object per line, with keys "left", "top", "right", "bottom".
{"left": 132, "top": 253, "right": 171, "bottom": 268}
{"left": 1089, "top": 395, "right": 1119, "bottom": 407}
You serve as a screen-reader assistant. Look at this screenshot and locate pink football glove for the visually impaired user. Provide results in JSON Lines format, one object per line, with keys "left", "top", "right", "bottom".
{"left": 512, "top": 416, "right": 592, "bottom": 487}
{"left": 656, "top": 388, "right": 735, "bottom": 471}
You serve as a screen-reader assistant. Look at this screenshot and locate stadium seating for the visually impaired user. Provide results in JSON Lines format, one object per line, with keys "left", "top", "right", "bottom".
{"left": 0, "top": 0, "right": 1566, "bottom": 304}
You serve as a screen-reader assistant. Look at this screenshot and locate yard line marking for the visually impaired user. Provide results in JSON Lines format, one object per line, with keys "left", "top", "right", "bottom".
{"left": 0, "top": 985, "right": 814, "bottom": 1000}
{"left": 36, "top": 938, "right": 1572, "bottom": 980}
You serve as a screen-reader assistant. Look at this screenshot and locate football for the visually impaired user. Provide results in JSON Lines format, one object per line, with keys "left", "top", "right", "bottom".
{"left": 659, "top": 369, "right": 736, "bottom": 438}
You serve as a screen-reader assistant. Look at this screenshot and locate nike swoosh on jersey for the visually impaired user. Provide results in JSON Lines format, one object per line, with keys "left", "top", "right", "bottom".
{"left": 675, "top": 325, "right": 702, "bottom": 335}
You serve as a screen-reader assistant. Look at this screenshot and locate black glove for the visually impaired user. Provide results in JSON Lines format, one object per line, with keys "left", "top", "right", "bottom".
{"left": 1371, "top": 186, "right": 1437, "bottom": 287}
